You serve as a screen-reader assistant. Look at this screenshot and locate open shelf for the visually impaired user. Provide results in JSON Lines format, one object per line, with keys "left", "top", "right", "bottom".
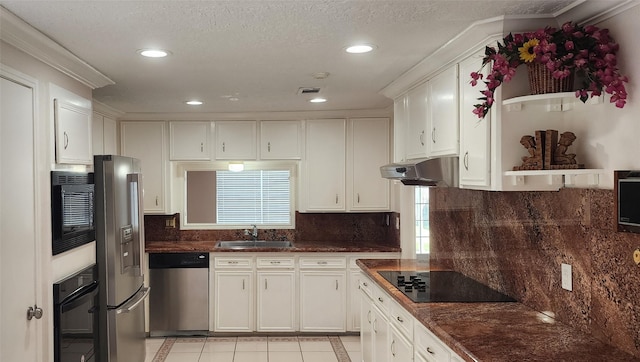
{"left": 503, "top": 92, "right": 603, "bottom": 112}
{"left": 503, "top": 169, "right": 605, "bottom": 188}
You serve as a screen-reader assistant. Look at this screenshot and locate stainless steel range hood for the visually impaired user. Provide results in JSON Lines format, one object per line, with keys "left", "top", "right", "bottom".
{"left": 380, "top": 157, "right": 458, "bottom": 187}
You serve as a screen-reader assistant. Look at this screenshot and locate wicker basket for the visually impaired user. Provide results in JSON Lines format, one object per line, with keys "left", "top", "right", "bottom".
{"left": 527, "top": 62, "right": 574, "bottom": 94}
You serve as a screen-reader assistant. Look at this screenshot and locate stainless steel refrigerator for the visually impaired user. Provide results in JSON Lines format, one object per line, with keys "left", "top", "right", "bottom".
{"left": 94, "top": 155, "right": 149, "bottom": 362}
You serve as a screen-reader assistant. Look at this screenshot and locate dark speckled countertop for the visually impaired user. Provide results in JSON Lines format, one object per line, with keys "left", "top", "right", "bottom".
{"left": 357, "top": 259, "right": 637, "bottom": 362}
{"left": 145, "top": 239, "right": 401, "bottom": 253}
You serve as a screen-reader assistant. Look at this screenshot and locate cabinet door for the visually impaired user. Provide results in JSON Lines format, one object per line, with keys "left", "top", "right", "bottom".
{"left": 390, "top": 325, "right": 413, "bottom": 362}
{"left": 214, "top": 271, "right": 254, "bottom": 332}
{"left": 170, "top": 121, "right": 211, "bottom": 160}
{"left": 406, "top": 82, "right": 429, "bottom": 159}
{"left": 55, "top": 99, "right": 92, "bottom": 164}
{"left": 103, "top": 116, "right": 117, "bottom": 155}
{"left": 349, "top": 118, "right": 390, "bottom": 211}
{"left": 428, "top": 64, "right": 459, "bottom": 157}
{"left": 260, "top": 121, "right": 301, "bottom": 159}
{"left": 215, "top": 121, "right": 257, "bottom": 160}
{"left": 257, "top": 271, "right": 296, "bottom": 332}
{"left": 361, "top": 292, "right": 374, "bottom": 362}
{"left": 303, "top": 119, "right": 346, "bottom": 211}
{"left": 393, "top": 95, "right": 408, "bottom": 162}
{"left": 299, "top": 271, "right": 346, "bottom": 332}
{"left": 348, "top": 271, "right": 362, "bottom": 332}
{"left": 121, "top": 122, "right": 167, "bottom": 213}
{"left": 459, "top": 51, "right": 491, "bottom": 188}
{"left": 92, "top": 112, "right": 117, "bottom": 156}
{"left": 372, "top": 304, "right": 389, "bottom": 362}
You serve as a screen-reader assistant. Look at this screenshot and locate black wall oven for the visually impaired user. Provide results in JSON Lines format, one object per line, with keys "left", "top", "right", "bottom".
{"left": 51, "top": 171, "right": 95, "bottom": 255}
{"left": 53, "top": 264, "right": 99, "bottom": 362}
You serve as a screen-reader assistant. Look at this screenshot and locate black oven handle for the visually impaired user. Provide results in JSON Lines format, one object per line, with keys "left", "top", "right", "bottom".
{"left": 60, "top": 280, "right": 99, "bottom": 313}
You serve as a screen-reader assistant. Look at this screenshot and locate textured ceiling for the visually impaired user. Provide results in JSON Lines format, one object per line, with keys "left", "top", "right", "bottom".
{"left": 0, "top": 0, "right": 578, "bottom": 114}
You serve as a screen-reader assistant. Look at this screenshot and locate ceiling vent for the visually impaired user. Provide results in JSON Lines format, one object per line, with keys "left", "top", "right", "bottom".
{"left": 297, "top": 87, "right": 321, "bottom": 95}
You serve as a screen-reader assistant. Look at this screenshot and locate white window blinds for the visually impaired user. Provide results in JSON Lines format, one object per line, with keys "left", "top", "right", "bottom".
{"left": 216, "top": 170, "right": 291, "bottom": 224}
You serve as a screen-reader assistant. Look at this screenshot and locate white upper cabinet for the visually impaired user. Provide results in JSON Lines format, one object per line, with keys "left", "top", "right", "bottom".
{"left": 405, "top": 82, "right": 429, "bottom": 159}
{"left": 428, "top": 64, "right": 459, "bottom": 157}
{"left": 120, "top": 121, "right": 168, "bottom": 213}
{"left": 302, "top": 119, "right": 346, "bottom": 211}
{"left": 259, "top": 121, "right": 302, "bottom": 159}
{"left": 215, "top": 120, "right": 257, "bottom": 160}
{"left": 393, "top": 94, "right": 408, "bottom": 162}
{"left": 54, "top": 99, "right": 93, "bottom": 165}
{"left": 459, "top": 51, "right": 491, "bottom": 188}
{"left": 92, "top": 111, "right": 117, "bottom": 156}
{"left": 169, "top": 121, "right": 211, "bottom": 160}
{"left": 349, "top": 118, "right": 390, "bottom": 211}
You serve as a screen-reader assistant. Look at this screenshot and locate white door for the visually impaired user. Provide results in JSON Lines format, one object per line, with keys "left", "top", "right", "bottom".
{"left": 0, "top": 72, "right": 40, "bottom": 361}
{"left": 299, "top": 271, "right": 346, "bottom": 332}
{"left": 214, "top": 271, "right": 254, "bottom": 332}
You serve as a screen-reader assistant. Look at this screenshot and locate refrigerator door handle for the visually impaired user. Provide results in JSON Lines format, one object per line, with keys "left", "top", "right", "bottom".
{"left": 116, "top": 287, "right": 150, "bottom": 314}
{"left": 127, "top": 173, "right": 145, "bottom": 276}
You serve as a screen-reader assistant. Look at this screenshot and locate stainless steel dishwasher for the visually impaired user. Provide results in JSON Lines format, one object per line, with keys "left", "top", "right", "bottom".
{"left": 149, "top": 252, "right": 209, "bottom": 336}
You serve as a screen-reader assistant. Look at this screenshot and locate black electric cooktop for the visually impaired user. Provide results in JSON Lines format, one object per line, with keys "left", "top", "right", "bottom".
{"left": 377, "top": 270, "right": 516, "bottom": 303}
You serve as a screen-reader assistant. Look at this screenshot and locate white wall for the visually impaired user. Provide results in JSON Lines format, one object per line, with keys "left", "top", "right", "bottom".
{"left": 0, "top": 40, "right": 94, "bottom": 362}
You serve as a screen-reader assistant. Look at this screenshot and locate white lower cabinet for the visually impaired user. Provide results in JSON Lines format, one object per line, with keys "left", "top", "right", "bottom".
{"left": 361, "top": 291, "right": 374, "bottom": 362}
{"left": 348, "top": 271, "right": 362, "bottom": 331}
{"left": 372, "top": 304, "right": 390, "bottom": 362}
{"left": 299, "top": 270, "right": 346, "bottom": 332}
{"left": 257, "top": 261, "right": 296, "bottom": 332}
{"left": 214, "top": 271, "right": 254, "bottom": 332}
{"left": 391, "top": 324, "right": 414, "bottom": 361}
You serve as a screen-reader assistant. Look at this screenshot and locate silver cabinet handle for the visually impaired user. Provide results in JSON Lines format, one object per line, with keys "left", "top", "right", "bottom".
{"left": 378, "top": 297, "right": 384, "bottom": 303}
{"left": 397, "top": 316, "right": 403, "bottom": 323}
{"left": 335, "top": 280, "right": 339, "bottom": 290}
{"left": 464, "top": 151, "right": 469, "bottom": 170}
{"left": 63, "top": 131, "right": 69, "bottom": 150}
{"left": 391, "top": 339, "right": 396, "bottom": 357}
{"left": 373, "top": 319, "right": 377, "bottom": 333}
{"left": 317, "top": 261, "right": 328, "bottom": 265}
{"left": 27, "top": 305, "right": 43, "bottom": 320}
{"left": 363, "top": 282, "right": 368, "bottom": 287}
{"left": 270, "top": 261, "right": 281, "bottom": 265}
{"left": 222, "top": 142, "right": 226, "bottom": 152}
{"left": 335, "top": 194, "right": 339, "bottom": 204}
{"left": 432, "top": 127, "right": 436, "bottom": 143}
{"left": 268, "top": 142, "right": 271, "bottom": 152}
{"left": 265, "top": 279, "right": 268, "bottom": 290}
{"left": 357, "top": 193, "right": 360, "bottom": 203}
{"left": 155, "top": 196, "right": 158, "bottom": 206}
{"left": 200, "top": 142, "right": 204, "bottom": 152}
{"left": 367, "top": 310, "right": 371, "bottom": 323}
{"left": 427, "top": 347, "right": 435, "bottom": 355}
{"left": 419, "top": 130, "right": 425, "bottom": 146}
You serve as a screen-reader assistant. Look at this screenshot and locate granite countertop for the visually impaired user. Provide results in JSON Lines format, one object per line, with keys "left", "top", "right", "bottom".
{"left": 145, "top": 239, "right": 401, "bottom": 253}
{"left": 357, "top": 259, "right": 637, "bottom": 362}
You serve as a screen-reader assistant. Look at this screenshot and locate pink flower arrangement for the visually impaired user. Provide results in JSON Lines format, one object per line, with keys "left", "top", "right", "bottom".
{"left": 470, "top": 22, "right": 629, "bottom": 119}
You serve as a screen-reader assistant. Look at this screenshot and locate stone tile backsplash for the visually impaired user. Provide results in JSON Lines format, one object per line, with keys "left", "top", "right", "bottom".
{"left": 430, "top": 187, "right": 640, "bottom": 358}
{"left": 145, "top": 211, "right": 400, "bottom": 247}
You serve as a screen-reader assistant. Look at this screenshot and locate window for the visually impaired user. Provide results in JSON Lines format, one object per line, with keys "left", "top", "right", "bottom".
{"left": 183, "top": 165, "right": 294, "bottom": 228}
{"left": 415, "top": 186, "right": 429, "bottom": 254}
{"left": 216, "top": 170, "right": 290, "bottom": 224}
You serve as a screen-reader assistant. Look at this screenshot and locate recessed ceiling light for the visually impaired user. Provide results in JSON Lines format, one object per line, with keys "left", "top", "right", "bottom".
{"left": 345, "top": 44, "right": 374, "bottom": 54}
{"left": 228, "top": 97, "right": 240, "bottom": 102}
{"left": 185, "top": 100, "right": 203, "bottom": 105}
{"left": 137, "top": 49, "right": 171, "bottom": 58}
{"left": 309, "top": 98, "right": 327, "bottom": 103}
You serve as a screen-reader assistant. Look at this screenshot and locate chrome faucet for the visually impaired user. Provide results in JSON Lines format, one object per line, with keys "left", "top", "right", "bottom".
{"left": 245, "top": 224, "right": 258, "bottom": 241}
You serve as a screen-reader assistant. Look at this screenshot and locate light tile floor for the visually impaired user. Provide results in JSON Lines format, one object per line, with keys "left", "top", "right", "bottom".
{"left": 145, "top": 335, "right": 360, "bottom": 362}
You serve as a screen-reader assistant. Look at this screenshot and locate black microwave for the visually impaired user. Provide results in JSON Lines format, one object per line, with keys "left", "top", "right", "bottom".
{"left": 51, "top": 171, "right": 95, "bottom": 255}
{"left": 617, "top": 171, "right": 640, "bottom": 233}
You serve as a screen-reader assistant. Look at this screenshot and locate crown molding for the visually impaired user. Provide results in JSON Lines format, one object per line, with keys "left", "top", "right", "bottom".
{"left": 92, "top": 100, "right": 125, "bottom": 119}
{"left": 0, "top": 6, "right": 114, "bottom": 89}
{"left": 119, "top": 108, "right": 392, "bottom": 121}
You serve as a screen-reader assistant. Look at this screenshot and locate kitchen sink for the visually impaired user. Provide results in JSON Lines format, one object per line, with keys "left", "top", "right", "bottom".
{"left": 215, "top": 240, "right": 293, "bottom": 249}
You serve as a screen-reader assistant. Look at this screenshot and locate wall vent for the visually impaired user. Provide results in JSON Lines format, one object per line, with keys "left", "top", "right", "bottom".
{"left": 297, "top": 87, "right": 321, "bottom": 95}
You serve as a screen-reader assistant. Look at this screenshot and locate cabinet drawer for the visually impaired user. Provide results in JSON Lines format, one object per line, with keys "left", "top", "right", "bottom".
{"left": 359, "top": 273, "right": 374, "bottom": 298}
{"left": 372, "top": 283, "right": 390, "bottom": 314}
{"left": 214, "top": 257, "right": 254, "bottom": 269}
{"left": 414, "top": 322, "right": 451, "bottom": 362}
{"left": 299, "top": 257, "right": 346, "bottom": 269}
{"left": 390, "top": 298, "right": 414, "bottom": 341}
{"left": 256, "top": 257, "right": 295, "bottom": 269}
